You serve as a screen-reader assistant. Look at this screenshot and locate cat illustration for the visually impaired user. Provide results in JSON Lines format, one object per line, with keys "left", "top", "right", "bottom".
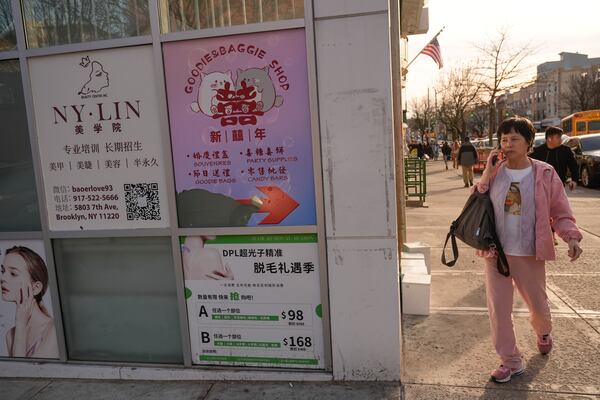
{"left": 191, "top": 71, "right": 234, "bottom": 116}
{"left": 236, "top": 67, "right": 283, "bottom": 113}
{"left": 79, "top": 61, "right": 109, "bottom": 95}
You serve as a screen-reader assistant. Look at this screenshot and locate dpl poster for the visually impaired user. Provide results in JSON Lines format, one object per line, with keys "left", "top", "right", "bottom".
{"left": 163, "top": 28, "right": 316, "bottom": 227}
{"left": 181, "top": 234, "right": 324, "bottom": 368}
{"left": 28, "top": 46, "right": 170, "bottom": 231}
{"left": 0, "top": 240, "right": 59, "bottom": 359}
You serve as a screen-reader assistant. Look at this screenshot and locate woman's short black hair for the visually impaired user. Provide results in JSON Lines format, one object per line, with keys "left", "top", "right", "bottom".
{"left": 545, "top": 126, "right": 563, "bottom": 140}
{"left": 497, "top": 116, "right": 535, "bottom": 146}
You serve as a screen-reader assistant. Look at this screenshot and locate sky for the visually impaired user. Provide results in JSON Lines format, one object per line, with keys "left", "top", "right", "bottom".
{"left": 406, "top": 0, "right": 600, "bottom": 113}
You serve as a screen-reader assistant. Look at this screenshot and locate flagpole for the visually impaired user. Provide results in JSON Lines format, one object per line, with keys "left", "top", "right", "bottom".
{"left": 405, "top": 26, "right": 445, "bottom": 70}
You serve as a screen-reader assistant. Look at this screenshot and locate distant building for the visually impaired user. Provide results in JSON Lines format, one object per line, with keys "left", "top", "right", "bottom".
{"left": 498, "top": 52, "right": 600, "bottom": 124}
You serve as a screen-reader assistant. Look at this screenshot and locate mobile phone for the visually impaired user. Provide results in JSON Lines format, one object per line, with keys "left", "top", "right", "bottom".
{"left": 491, "top": 143, "right": 501, "bottom": 166}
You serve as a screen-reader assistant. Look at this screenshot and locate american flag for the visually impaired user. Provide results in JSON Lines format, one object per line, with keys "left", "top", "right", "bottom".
{"left": 421, "top": 37, "right": 443, "bottom": 69}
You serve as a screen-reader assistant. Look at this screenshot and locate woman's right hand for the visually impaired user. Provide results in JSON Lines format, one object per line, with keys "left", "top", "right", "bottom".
{"left": 15, "top": 280, "right": 35, "bottom": 328}
{"left": 484, "top": 149, "right": 502, "bottom": 174}
{"left": 10, "top": 280, "right": 35, "bottom": 357}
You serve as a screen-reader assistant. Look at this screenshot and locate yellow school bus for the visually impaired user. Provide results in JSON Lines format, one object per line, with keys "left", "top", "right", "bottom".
{"left": 561, "top": 109, "right": 600, "bottom": 136}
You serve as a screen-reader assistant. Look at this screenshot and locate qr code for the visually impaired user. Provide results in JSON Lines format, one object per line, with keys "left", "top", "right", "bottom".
{"left": 124, "top": 183, "right": 161, "bottom": 221}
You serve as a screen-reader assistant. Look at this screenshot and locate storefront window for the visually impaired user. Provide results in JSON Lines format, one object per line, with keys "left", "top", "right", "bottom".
{"left": 54, "top": 237, "right": 183, "bottom": 363}
{"left": 0, "top": 60, "right": 41, "bottom": 231}
{"left": 21, "top": 0, "right": 151, "bottom": 48}
{"left": 0, "top": 0, "right": 16, "bottom": 50}
{"left": 159, "top": 0, "right": 303, "bottom": 33}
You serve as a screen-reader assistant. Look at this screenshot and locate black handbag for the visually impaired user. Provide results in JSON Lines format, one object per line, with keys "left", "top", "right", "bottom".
{"left": 441, "top": 190, "right": 510, "bottom": 276}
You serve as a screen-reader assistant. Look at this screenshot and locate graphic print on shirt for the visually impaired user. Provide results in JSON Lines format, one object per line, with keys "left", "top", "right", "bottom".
{"left": 504, "top": 182, "right": 521, "bottom": 215}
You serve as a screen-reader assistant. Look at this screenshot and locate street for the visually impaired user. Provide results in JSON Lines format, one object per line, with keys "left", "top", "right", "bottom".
{"left": 402, "top": 159, "right": 600, "bottom": 398}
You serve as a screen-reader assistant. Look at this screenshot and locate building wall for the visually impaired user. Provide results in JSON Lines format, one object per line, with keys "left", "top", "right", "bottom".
{"left": 507, "top": 53, "right": 600, "bottom": 121}
{"left": 313, "top": 3, "right": 402, "bottom": 381}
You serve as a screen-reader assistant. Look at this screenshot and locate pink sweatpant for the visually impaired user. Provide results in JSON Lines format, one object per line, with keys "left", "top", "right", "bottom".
{"left": 484, "top": 255, "right": 552, "bottom": 368}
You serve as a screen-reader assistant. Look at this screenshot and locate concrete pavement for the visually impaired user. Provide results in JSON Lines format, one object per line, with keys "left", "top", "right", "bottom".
{"left": 402, "top": 159, "right": 600, "bottom": 399}
{"left": 2, "top": 159, "right": 599, "bottom": 399}
{"left": 0, "top": 379, "right": 403, "bottom": 400}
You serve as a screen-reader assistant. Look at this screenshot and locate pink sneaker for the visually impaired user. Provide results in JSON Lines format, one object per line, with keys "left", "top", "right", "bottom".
{"left": 537, "top": 334, "right": 553, "bottom": 355}
{"left": 490, "top": 364, "right": 525, "bottom": 383}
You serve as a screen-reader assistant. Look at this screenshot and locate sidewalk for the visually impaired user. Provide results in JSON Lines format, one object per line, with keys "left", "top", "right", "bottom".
{"left": 2, "top": 160, "right": 599, "bottom": 400}
{"left": 1, "top": 379, "right": 402, "bottom": 400}
{"left": 402, "top": 159, "right": 600, "bottom": 399}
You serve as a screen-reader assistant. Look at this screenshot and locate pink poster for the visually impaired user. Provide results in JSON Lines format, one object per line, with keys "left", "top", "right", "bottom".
{"left": 163, "top": 29, "right": 316, "bottom": 227}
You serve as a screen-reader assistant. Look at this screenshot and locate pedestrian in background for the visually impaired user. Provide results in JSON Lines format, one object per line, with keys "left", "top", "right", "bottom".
{"left": 441, "top": 141, "right": 452, "bottom": 170}
{"left": 457, "top": 136, "right": 478, "bottom": 187}
{"left": 475, "top": 116, "right": 583, "bottom": 383}
{"left": 530, "top": 126, "right": 580, "bottom": 245}
{"left": 424, "top": 141, "right": 433, "bottom": 160}
{"left": 417, "top": 142, "right": 425, "bottom": 159}
{"left": 432, "top": 140, "right": 440, "bottom": 161}
{"left": 452, "top": 139, "right": 460, "bottom": 169}
{"left": 529, "top": 126, "right": 579, "bottom": 191}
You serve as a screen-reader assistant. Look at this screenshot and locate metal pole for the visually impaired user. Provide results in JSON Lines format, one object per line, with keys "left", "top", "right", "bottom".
{"left": 194, "top": 0, "right": 201, "bottom": 29}
{"left": 178, "top": 0, "right": 186, "bottom": 30}
{"left": 242, "top": 0, "right": 247, "bottom": 24}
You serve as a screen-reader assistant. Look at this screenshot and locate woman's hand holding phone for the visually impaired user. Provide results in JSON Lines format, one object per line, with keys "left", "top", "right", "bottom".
{"left": 485, "top": 148, "right": 502, "bottom": 172}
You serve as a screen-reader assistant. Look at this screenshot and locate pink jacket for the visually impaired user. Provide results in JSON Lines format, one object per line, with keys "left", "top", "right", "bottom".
{"left": 474, "top": 158, "right": 582, "bottom": 261}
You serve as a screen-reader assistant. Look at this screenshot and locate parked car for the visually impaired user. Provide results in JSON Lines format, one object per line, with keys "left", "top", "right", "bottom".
{"left": 473, "top": 137, "right": 498, "bottom": 149}
{"left": 564, "top": 133, "right": 600, "bottom": 188}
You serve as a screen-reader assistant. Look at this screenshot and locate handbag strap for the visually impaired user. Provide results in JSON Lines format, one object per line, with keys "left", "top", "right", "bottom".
{"left": 441, "top": 229, "right": 459, "bottom": 267}
{"left": 494, "top": 239, "right": 510, "bottom": 276}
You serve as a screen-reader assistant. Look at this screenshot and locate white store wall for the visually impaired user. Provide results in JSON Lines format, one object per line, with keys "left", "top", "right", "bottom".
{"left": 313, "top": 2, "right": 402, "bottom": 381}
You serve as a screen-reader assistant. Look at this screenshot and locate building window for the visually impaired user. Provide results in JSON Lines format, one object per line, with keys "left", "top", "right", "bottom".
{"left": 0, "top": 0, "right": 16, "bottom": 51}
{"left": 0, "top": 60, "right": 41, "bottom": 231}
{"left": 159, "top": 0, "right": 303, "bottom": 33}
{"left": 54, "top": 237, "right": 183, "bottom": 363}
{"left": 21, "top": 0, "right": 151, "bottom": 48}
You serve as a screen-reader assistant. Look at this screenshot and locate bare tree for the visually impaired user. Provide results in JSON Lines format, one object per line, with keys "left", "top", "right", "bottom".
{"left": 408, "top": 95, "right": 435, "bottom": 142}
{"left": 475, "top": 29, "right": 535, "bottom": 140}
{"left": 564, "top": 71, "right": 600, "bottom": 113}
{"left": 437, "top": 66, "right": 484, "bottom": 141}
{"left": 466, "top": 104, "right": 488, "bottom": 137}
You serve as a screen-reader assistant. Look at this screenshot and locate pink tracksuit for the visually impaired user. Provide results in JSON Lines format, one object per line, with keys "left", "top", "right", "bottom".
{"left": 474, "top": 158, "right": 582, "bottom": 368}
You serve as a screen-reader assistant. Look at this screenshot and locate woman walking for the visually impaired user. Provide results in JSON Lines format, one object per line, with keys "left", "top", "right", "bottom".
{"left": 441, "top": 141, "right": 452, "bottom": 170}
{"left": 451, "top": 139, "right": 460, "bottom": 169}
{"left": 474, "top": 117, "right": 583, "bottom": 383}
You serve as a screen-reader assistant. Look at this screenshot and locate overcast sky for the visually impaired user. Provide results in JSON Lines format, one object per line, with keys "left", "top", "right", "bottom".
{"left": 406, "top": 0, "right": 600, "bottom": 112}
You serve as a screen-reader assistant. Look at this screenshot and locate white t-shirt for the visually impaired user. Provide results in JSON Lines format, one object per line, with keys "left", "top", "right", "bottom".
{"left": 503, "top": 166, "right": 534, "bottom": 256}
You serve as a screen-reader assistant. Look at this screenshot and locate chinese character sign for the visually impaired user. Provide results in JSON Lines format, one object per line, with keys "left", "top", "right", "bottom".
{"left": 0, "top": 240, "right": 59, "bottom": 359}
{"left": 163, "top": 29, "right": 316, "bottom": 227}
{"left": 28, "top": 46, "right": 169, "bottom": 230}
{"left": 181, "top": 234, "right": 324, "bottom": 368}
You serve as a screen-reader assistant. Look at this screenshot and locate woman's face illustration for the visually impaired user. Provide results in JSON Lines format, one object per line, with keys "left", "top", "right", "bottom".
{"left": 1, "top": 253, "right": 30, "bottom": 302}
